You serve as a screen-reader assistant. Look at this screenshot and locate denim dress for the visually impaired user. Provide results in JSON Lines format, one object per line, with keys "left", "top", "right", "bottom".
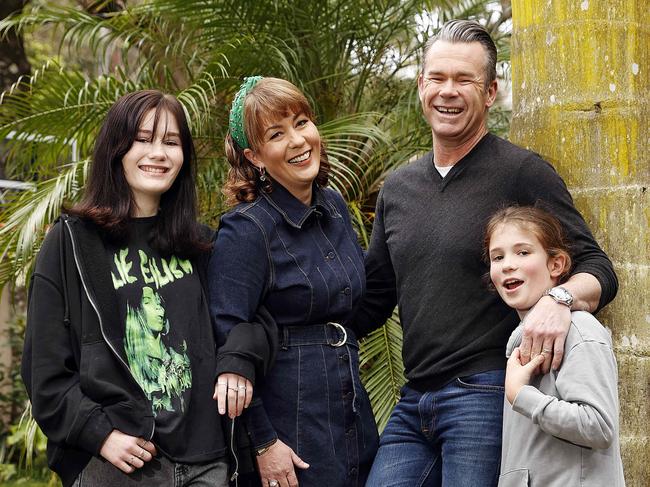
{"left": 209, "top": 183, "right": 378, "bottom": 486}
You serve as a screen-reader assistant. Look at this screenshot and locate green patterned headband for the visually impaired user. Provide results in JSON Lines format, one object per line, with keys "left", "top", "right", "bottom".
{"left": 229, "top": 76, "right": 263, "bottom": 149}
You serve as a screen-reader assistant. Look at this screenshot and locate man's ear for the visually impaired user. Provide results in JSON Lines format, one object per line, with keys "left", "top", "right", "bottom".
{"left": 417, "top": 73, "right": 425, "bottom": 104}
{"left": 485, "top": 79, "right": 498, "bottom": 108}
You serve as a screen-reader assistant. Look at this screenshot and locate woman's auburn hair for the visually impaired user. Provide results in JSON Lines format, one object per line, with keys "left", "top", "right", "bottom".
{"left": 222, "top": 77, "right": 330, "bottom": 206}
{"left": 68, "top": 89, "right": 211, "bottom": 257}
{"left": 483, "top": 205, "right": 573, "bottom": 283}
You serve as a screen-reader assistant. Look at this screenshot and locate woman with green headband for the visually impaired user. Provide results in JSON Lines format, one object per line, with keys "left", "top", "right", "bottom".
{"left": 209, "top": 77, "right": 378, "bottom": 487}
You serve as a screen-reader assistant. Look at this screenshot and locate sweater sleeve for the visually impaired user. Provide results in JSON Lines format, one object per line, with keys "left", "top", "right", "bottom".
{"left": 512, "top": 338, "right": 618, "bottom": 449}
{"left": 517, "top": 155, "right": 618, "bottom": 311}
{"left": 352, "top": 186, "right": 399, "bottom": 338}
{"left": 208, "top": 210, "right": 278, "bottom": 448}
{"left": 21, "top": 223, "right": 113, "bottom": 456}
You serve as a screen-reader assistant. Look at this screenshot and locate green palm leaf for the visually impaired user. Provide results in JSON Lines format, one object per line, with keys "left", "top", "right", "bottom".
{"left": 359, "top": 310, "right": 405, "bottom": 432}
{"left": 0, "top": 160, "right": 88, "bottom": 286}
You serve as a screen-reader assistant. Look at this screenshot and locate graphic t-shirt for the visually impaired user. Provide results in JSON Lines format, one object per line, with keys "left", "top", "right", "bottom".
{"left": 109, "top": 217, "right": 224, "bottom": 462}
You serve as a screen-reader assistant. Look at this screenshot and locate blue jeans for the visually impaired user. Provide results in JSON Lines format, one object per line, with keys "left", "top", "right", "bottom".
{"left": 365, "top": 370, "right": 505, "bottom": 487}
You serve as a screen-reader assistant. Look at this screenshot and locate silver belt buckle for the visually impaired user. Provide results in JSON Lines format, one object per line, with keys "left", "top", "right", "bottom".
{"left": 327, "top": 322, "right": 347, "bottom": 347}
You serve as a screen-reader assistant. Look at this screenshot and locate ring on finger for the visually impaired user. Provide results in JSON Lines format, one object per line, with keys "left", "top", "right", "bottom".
{"left": 269, "top": 481, "right": 279, "bottom": 487}
{"left": 227, "top": 386, "right": 238, "bottom": 391}
{"left": 542, "top": 348, "right": 552, "bottom": 354}
{"left": 138, "top": 448, "right": 146, "bottom": 459}
{"left": 238, "top": 385, "right": 247, "bottom": 391}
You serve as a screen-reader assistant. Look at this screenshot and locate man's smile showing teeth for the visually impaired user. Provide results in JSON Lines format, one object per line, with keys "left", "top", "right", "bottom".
{"left": 503, "top": 279, "right": 523, "bottom": 291}
{"left": 139, "top": 165, "right": 169, "bottom": 174}
{"left": 288, "top": 151, "right": 311, "bottom": 164}
{"left": 435, "top": 106, "right": 462, "bottom": 114}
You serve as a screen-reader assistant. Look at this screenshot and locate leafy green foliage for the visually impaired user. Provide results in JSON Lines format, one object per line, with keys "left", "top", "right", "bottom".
{"left": 0, "top": 0, "right": 511, "bottom": 461}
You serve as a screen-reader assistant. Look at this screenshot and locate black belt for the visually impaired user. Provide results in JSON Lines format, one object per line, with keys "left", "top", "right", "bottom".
{"left": 279, "top": 322, "right": 356, "bottom": 348}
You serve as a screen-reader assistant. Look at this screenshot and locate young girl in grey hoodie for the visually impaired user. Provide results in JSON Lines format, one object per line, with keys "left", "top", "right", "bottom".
{"left": 485, "top": 206, "right": 625, "bottom": 487}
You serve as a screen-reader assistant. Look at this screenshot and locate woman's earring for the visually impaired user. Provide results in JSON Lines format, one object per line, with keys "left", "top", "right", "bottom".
{"left": 258, "top": 167, "right": 267, "bottom": 182}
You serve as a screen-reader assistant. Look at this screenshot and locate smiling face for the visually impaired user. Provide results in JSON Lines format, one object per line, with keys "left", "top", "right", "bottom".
{"left": 489, "top": 223, "right": 566, "bottom": 318}
{"left": 418, "top": 41, "right": 497, "bottom": 147}
{"left": 245, "top": 111, "right": 321, "bottom": 204}
{"left": 122, "top": 108, "right": 184, "bottom": 216}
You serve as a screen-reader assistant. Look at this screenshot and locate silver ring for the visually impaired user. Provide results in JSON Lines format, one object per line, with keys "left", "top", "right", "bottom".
{"left": 138, "top": 448, "right": 146, "bottom": 459}
{"left": 238, "top": 385, "right": 247, "bottom": 390}
{"left": 269, "top": 481, "right": 279, "bottom": 487}
{"left": 227, "top": 386, "right": 238, "bottom": 391}
{"left": 542, "top": 348, "right": 552, "bottom": 353}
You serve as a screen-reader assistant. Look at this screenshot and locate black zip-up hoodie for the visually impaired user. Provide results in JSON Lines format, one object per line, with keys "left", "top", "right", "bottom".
{"left": 22, "top": 215, "right": 159, "bottom": 485}
{"left": 22, "top": 215, "right": 277, "bottom": 486}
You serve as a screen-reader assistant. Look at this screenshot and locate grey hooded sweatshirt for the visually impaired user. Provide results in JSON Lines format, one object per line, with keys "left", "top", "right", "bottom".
{"left": 499, "top": 311, "right": 625, "bottom": 486}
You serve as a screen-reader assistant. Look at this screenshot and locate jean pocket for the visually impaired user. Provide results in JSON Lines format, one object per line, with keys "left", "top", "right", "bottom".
{"left": 498, "top": 468, "right": 529, "bottom": 486}
{"left": 456, "top": 369, "right": 505, "bottom": 392}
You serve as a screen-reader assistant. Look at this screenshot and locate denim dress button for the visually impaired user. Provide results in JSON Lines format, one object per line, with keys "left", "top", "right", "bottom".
{"left": 343, "top": 287, "right": 351, "bottom": 295}
{"left": 327, "top": 251, "right": 335, "bottom": 259}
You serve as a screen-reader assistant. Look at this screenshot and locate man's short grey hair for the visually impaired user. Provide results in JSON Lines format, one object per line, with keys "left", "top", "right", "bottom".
{"left": 423, "top": 19, "right": 497, "bottom": 90}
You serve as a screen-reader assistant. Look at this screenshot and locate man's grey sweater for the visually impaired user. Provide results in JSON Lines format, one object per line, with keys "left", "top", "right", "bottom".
{"left": 354, "top": 133, "right": 618, "bottom": 392}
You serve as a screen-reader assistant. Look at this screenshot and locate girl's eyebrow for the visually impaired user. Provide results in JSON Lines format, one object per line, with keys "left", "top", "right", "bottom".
{"left": 137, "top": 129, "right": 180, "bottom": 137}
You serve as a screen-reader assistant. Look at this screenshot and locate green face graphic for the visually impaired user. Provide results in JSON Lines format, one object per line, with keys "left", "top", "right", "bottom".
{"left": 141, "top": 286, "right": 165, "bottom": 332}
{"left": 124, "top": 284, "right": 192, "bottom": 415}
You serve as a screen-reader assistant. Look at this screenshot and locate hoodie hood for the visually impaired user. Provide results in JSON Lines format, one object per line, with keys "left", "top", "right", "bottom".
{"left": 505, "top": 323, "right": 525, "bottom": 358}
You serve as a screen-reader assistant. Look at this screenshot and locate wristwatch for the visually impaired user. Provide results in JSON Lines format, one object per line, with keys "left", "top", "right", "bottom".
{"left": 544, "top": 286, "right": 573, "bottom": 307}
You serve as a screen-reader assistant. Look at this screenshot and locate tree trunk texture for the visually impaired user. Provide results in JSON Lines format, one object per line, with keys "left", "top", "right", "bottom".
{"left": 510, "top": 2, "right": 649, "bottom": 485}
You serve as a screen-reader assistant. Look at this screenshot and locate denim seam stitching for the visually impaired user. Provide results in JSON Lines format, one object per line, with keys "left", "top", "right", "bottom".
{"left": 455, "top": 377, "right": 505, "bottom": 392}
{"left": 236, "top": 210, "right": 275, "bottom": 290}
{"left": 275, "top": 230, "right": 314, "bottom": 322}
{"left": 317, "top": 219, "right": 354, "bottom": 312}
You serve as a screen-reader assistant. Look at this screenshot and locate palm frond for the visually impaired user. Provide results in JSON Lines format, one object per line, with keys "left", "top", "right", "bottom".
{"left": 359, "top": 309, "right": 405, "bottom": 432}
{"left": 0, "top": 160, "right": 88, "bottom": 287}
{"left": 318, "top": 112, "right": 388, "bottom": 200}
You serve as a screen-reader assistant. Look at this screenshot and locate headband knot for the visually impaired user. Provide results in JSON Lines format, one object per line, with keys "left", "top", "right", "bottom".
{"left": 229, "top": 76, "right": 263, "bottom": 149}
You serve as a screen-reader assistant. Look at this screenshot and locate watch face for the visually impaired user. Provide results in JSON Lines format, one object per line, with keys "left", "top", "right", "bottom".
{"left": 550, "top": 287, "right": 572, "bottom": 304}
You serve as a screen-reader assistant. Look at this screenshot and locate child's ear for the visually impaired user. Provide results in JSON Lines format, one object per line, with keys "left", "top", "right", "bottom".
{"left": 548, "top": 253, "right": 569, "bottom": 279}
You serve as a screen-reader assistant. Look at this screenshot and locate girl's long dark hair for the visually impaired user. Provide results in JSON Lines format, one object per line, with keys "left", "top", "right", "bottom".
{"left": 69, "top": 90, "right": 210, "bottom": 257}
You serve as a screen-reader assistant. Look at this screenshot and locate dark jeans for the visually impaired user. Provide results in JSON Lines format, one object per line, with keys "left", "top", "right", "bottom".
{"left": 365, "top": 370, "right": 505, "bottom": 487}
{"left": 72, "top": 455, "right": 228, "bottom": 487}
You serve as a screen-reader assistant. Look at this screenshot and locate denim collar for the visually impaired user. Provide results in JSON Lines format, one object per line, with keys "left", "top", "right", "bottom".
{"left": 261, "top": 182, "right": 335, "bottom": 229}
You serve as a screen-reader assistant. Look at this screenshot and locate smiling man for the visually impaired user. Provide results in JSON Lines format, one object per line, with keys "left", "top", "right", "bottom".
{"left": 355, "top": 20, "right": 618, "bottom": 486}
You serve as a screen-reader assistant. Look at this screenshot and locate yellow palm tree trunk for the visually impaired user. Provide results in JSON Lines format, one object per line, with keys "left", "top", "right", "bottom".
{"left": 510, "top": 2, "right": 649, "bottom": 485}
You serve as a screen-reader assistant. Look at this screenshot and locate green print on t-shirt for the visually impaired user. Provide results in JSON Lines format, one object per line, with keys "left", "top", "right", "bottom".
{"left": 124, "top": 286, "right": 192, "bottom": 415}
{"left": 112, "top": 251, "right": 193, "bottom": 290}
{"left": 111, "top": 247, "right": 194, "bottom": 416}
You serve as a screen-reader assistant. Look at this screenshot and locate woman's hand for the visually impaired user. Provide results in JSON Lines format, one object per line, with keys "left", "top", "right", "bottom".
{"left": 256, "top": 439, "right": 309, "bottom": 487}
{"left": 99, "top": 430, "right": 157, "bottom": 474}
{"left": 214, "top": 373, "right": 253, "bottom": 418}
{"left": 505, "top": 347, "right": 546, "bottom": 405}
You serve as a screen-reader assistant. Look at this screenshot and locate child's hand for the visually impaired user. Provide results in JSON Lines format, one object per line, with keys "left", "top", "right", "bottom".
{"left": 505, "top": 347, "right": 546, "bottom": 405}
